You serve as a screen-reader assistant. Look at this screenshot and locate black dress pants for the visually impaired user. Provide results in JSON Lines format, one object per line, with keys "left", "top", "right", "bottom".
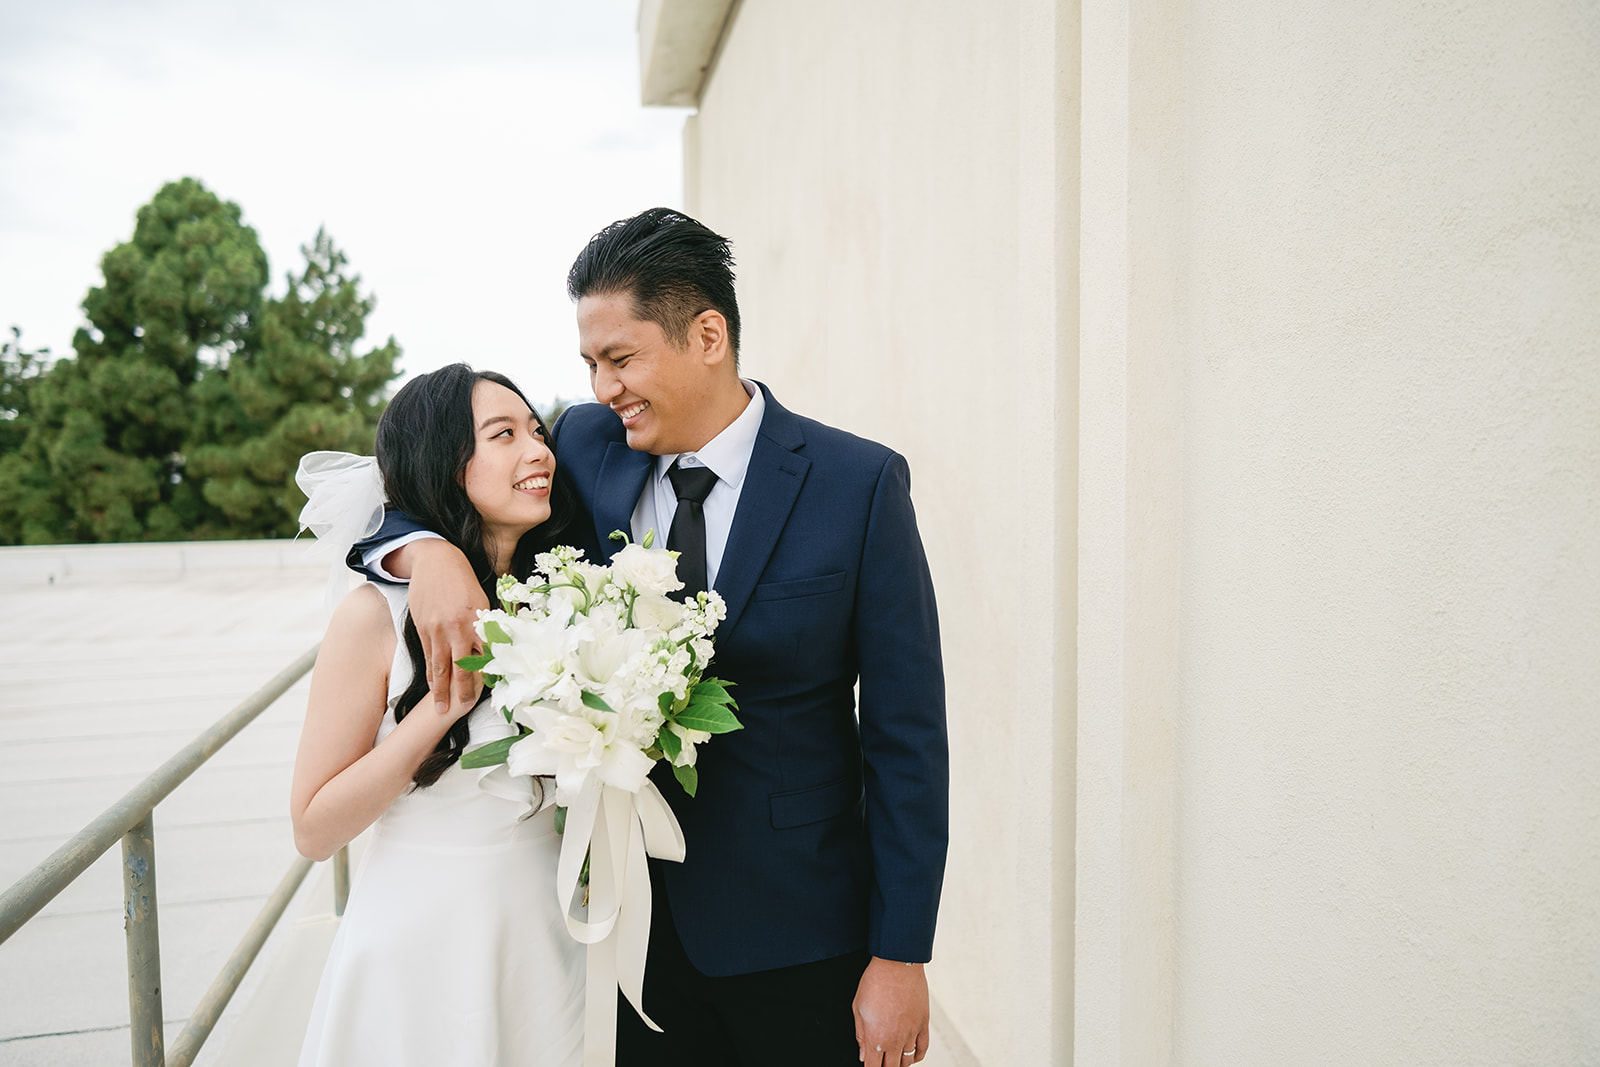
{"left": 615, "top": 863, "right": 866, "bottom": 1067}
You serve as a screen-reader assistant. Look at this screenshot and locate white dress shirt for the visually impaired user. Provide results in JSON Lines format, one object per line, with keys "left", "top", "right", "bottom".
{"left": 363, "top": 381, "right": 766, "bottom": 586}
{"left": 631, "top": 380, "right": 764, "bottom": 590}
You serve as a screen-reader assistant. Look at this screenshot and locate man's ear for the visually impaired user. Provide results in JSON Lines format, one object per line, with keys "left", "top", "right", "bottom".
{"left": 690, "top": 309, "right": 731, "bottom": 369}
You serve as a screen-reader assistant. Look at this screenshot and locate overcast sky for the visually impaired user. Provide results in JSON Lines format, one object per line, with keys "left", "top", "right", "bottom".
{"left": 0, "top": 0, "right": 686, "bottom": 409}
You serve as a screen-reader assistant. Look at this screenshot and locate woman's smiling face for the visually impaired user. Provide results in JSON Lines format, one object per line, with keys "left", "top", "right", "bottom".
{"left": 462, "top": 380, "right": 554, "bottom": 552}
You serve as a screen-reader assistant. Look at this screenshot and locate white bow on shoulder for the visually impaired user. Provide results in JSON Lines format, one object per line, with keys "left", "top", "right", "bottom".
{"left": 295, "top": 450, "right": 387, "bottom": 611}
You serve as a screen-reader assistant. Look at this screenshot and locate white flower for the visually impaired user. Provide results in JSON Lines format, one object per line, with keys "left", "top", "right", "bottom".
{"left": 481, "top": 613, "right": 573, "bottom": 711}
{"left": 632, "top": 591, "right": 685, "bottom": 632}
{"left": 667, "top": 722, "right": 713, "bottom": 767}
{"left": 509, "top": 699, "right": 660, "bottom": 804}
{"left": 474, "top": 538, "right": 738, "bottom": 802}
{"left": 505, "top": 729, "right": 559, "bottom": 778}
{"left": 571, "top": 627, "right": 651, "bottom": 698}
{"left": 545, "top": 583, "right": 587, "bottom": 620}
{"left": 699, "top": 591, "right": 727, "bottom": 627}
{"left": 609, "top": 542, "right": 685, "bottom": 597}
{"left": 596, "top": 743, "right": 657, "bottom": 792}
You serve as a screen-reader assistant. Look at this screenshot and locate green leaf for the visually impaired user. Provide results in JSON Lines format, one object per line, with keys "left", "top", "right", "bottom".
{"left": 672, "top": 762, "right": 698, "bottom": 797}
{"left": 657, "top": 726, "right": 682, "bottom": 762}
{"left": 481, "top": 620, "right": 512, "bottom": 645}
{"left": 554, "top": 805, "right": 566, "bottom": 835}
{"left": 459, "top": 734, "right": 517, "bottom": 769}
{"left": 455, "top": 653, "right": 492, "bottom": 671}
{"left": 580, "top": 690, "right": 615, "bottom": 714}
{"left": 690, "top": 678, "right": 737, "bottom": 706}
{"left": 658, "top": 691, "right": 674, "bottom": 716}
{"left": 675, "top": 702, "right": 744, "bottom": 734}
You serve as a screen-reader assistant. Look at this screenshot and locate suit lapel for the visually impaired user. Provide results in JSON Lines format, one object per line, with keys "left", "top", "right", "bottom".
{"left": 592, "top": 442, "right": 653, "bottom": 560}
{"left": 713, "top": 387, "right": 809, "bottom": 642}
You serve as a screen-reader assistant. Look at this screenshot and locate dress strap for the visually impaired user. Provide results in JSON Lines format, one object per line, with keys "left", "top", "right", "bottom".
{"left": 368, "top": 581, "right": 411, "bottom": 640}
{"left": 365, "top": 583, "right": 413, "bottom": 718}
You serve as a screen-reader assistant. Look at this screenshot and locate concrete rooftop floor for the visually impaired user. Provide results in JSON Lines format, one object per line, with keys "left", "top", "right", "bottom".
{"left": 0, "top": 540, "right": 332, "bottom": 1066}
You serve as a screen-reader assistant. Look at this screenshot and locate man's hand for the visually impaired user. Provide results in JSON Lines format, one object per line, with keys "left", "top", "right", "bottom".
{"left": 393, "top": 539, "right": 488, "bottom": 712}
{"left": 853, "top": 957, "right": 930, "bottom": 1065}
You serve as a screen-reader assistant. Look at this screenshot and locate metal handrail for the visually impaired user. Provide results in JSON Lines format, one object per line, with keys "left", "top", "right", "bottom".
{"left": 0, "top": 640, "right": 350, "bottom": 1066}
{"left": 166, "top": 856, "right": 315, "bottom": 1067}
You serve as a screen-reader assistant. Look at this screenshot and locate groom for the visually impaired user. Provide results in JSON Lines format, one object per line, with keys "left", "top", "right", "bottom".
{"left": 359, "top": 208, "right": 947, "bottom": 1066}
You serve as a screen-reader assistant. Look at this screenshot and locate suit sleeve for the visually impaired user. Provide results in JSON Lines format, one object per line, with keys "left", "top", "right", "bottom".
{"left": 346, "top": 508, "right": 436, "bottom": 584}
{"left": 854, "top": 452, "right": 949, "bottom": 963}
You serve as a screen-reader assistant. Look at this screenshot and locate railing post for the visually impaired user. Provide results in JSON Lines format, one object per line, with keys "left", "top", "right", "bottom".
{"left": 333, "top": 845, "right": 350, "bottom": 916}
{"left": 122, "top": 813, "right": 164, "bottom": 1067}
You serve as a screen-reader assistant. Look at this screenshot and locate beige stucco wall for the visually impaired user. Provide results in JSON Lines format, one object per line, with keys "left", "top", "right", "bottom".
{"left": 669, "top": 0, "right": 1599, "bottom": 1064}
{"left": 1143, "top": 1, "right": 1600, "bottom": 1063}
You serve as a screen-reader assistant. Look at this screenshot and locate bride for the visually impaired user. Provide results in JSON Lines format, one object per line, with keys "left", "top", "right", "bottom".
{"left": 290, "top": 363, "right": 590, "bottom": 1066}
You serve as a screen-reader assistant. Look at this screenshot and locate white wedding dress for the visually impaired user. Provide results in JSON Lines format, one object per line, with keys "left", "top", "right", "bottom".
{"left": 298, "top": 584, "right": 584, "bottom": 1066}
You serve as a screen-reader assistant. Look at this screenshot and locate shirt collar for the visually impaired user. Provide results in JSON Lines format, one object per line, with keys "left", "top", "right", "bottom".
{"left": 655, "top": 379, "right": 765, "bottom": 490}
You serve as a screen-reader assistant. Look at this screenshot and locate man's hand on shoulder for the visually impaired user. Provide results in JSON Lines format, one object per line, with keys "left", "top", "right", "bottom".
{"left": 853, "top": 957, "right": 930, "bottom": 1065}
{"left": 401, "top": 539, "right": 488, "bottom": 712}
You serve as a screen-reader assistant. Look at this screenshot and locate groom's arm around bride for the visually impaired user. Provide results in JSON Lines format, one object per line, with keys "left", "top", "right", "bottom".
{"left": 357, "top": 208, "right": 949, "bottom": 1067}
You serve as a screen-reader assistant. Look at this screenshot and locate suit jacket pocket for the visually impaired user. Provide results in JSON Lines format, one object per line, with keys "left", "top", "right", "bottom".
{"left": 752, "top": 571, "right": 847, "bottom": 602}
{"left": 769, "top": 777, "right": 861, "bottom": 829}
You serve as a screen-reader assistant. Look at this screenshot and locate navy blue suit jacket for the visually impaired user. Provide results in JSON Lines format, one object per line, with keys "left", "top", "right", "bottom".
{"left": 358, "top": 384, "right": 948, "bottom": 976}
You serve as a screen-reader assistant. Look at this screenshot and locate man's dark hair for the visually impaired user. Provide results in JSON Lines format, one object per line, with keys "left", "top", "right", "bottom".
{"left": 567, "top": 207, "right": 741, "bottom": 360}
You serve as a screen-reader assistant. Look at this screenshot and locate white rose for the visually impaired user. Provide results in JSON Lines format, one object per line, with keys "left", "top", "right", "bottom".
{"left": 609, "top": 542, "right": 685, "bottom": 597}
{"left": 631, "top": 592, "right": 685, "bottom": 632}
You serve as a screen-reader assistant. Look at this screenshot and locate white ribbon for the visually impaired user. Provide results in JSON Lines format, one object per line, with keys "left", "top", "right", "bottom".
{"left": 557, "top": 777, "right": 686, "bottom": 1067}
{"left": 294, "top": 451, "right": 386, "bottom": 612}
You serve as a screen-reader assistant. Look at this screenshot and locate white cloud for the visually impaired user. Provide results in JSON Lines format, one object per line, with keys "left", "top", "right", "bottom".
{"left": 0, "top": 0, "right": 687, "bottom": 409}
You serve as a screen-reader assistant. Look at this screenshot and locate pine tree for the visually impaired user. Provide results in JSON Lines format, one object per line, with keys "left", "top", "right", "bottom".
{"left": 0, "top": 179, "right": 401, "bottom": 545}
{"left": 188, "top": 230, "right": 399, "bottom": 537}
{"left": 0, "top": 329, "right": 55, "bottom": 543}
{"left": 0, "top": 327, "right": 49, "bottom": 455}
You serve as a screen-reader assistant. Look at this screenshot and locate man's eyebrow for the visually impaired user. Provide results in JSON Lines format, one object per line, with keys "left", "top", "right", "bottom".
{"left": 588, "top": 342, "right": 634, "bottom": 359}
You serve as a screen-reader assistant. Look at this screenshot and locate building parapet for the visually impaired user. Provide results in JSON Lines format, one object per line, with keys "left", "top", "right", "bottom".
{"left": 638, "top": 0, "right": 739, "bottom": 107}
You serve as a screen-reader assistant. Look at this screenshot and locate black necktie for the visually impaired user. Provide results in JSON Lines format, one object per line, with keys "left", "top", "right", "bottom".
{"left": 666, "top": 461, "right": 719, "bottom": 599}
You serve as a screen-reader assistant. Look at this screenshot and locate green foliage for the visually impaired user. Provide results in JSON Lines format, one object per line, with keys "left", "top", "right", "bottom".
{"left": 458, "top": 735, "right": 518, "bottom": 770}
{"left": 0, "top": 178, "right": 401, "bottom": 545}
{"left": 187, "top": 229, "right": 399, "bottom": 537}
{"left": 0, "top": 329, "right": 56, "bottom": 543}
{"left": 0, "top": 328, "right": 49, "bottom": 455}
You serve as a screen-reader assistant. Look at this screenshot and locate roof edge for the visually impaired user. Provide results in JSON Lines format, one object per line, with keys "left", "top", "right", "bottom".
{"left": 638, "top": 0, "right": 738, "bottom": 107}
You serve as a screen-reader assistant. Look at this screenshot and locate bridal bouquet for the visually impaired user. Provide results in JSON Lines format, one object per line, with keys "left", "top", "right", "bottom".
{"left": 454, "top": 533, "right": 740, "bottom": 1053}
{"left": 457, "top": 532, "right": 742, "bottom": 799}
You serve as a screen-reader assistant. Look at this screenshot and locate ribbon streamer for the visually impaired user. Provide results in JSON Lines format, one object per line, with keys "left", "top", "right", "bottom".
{"left": 556, "top": 779, "right": 686, "bottom": 1067}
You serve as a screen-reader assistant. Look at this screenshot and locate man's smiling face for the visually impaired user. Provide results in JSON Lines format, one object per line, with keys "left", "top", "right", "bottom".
{"left": 577, "top": 290, "right": 728, "bottom": 456}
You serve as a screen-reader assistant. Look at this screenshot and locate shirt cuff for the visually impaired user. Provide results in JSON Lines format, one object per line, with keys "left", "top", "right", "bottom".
{"left": 361, "top": 530, "right": 445, "bottom": 583}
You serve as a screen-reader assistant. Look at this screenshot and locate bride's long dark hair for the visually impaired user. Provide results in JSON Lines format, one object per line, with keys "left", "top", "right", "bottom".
{"left": 374, "top": 363, "right": 579, "bottom": 787}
